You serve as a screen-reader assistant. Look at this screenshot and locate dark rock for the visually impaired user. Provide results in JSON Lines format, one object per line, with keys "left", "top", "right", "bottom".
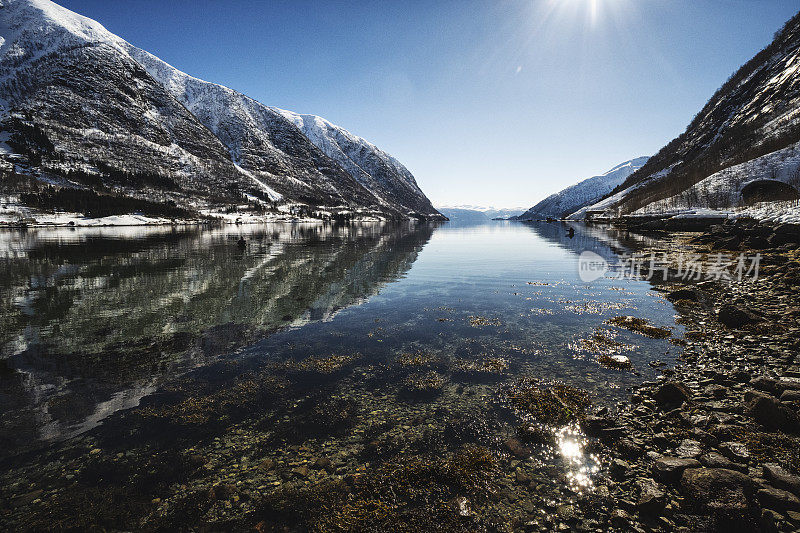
{"left": 609, "top": 508, "right": 630, "bottom": 528}
{"left": 780, "top": 390, "right": 800, "bottom": 402}
{"left": 718, "top": 304, "right": 763, "bottom": 328}
{"left": 718, "top": 441, "right": 750, "bottom": 464}
{"left": 653, "top": 456, "right": 701, "bottom": 484}
{"left": 610, "top": 458, "right": 631, "bottom": 480}
{"left": 668, "top": 288, "right": 703, "bottom": 302}
{"left": 743, "top": 235, "right": 770, "bottom": 250}
{"left": 704, "top": 384, "right": 728, "bottom": 398}
{"left": 777, "top": 378, "right": 800, "bottom": 394}
{"left": 756, "top": 487, "right": 800, "bottom": 512}
{"left": 636, "top": 477, "right": 666, "bottom": 514}
{"left": 504, "top": 438, "right": 531, "bottom": 459}
{"left": 653, "top": 382, "right": 692, "bottom": 408}
{"left": 751, "top": 376, "right": 779, "bottom": 395}
{"left": 760, "top": 509, "right": 781, "bottom": 533}
{"left": 747, "top": 393, "right": 800, "bottom": 433}
{"left": 581, "top": 415, "right": 612, "bottom": 437}
{"left": 616, "top": 438, "right": 644, "bottom": 460}
{"left": 763, "top": 463, "right": 800, "bottom": 496}
{"left": 680, "top": 468, "right": 754, "bottom": 513}
{"left": 700, "top": 452, "right": 742, "bottom": 472}
{"left": 712, "top": 235, "right": 741, "bottom": 250}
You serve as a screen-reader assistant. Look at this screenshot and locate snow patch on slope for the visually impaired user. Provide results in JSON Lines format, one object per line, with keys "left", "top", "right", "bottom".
{"left": 635, "top": 141, "right": 800, "bottom": 214}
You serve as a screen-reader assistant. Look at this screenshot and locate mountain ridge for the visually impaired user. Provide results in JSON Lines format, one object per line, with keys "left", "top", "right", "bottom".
{"left": 514, "top": 157, "right": 649, "bottom": 220}
{"left": 579, "top": 10, "right": 800, "bottom": 217}
{"left": 0, "top": 0, "right": 444, "bottom": 221}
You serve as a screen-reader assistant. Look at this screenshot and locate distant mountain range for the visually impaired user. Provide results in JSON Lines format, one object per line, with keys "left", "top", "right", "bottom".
{"left": 435, "top": 205, "right": 528, "bottom": 223}
{"left": 0, "top": 0, "right": 444, "bottom": 221}
{"left": 514, "top": 157, "right": 649, "bottom": 221}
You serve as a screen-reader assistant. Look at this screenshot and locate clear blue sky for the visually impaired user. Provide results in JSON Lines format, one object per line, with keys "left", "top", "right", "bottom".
{"left": 58, "top": 0, "right": 800, "bottom": 208}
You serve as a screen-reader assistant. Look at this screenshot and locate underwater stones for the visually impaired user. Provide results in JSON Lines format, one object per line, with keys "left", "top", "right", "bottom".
{"left": 395, "top": 350, "right": 442, "bottom": 369}
{"left": 597, "top": 354, "right": 632, "bottom": 371}
{"left": 516, "top": 423, "right": 556, "bottom": 446}
{"left": 293, "top": 353, "right": 361, "bottom": 375}
{"left": 312, "top": 457, "right": 333, "bottom": 472}
{"left": 451, "top": 356, "right": 508, "bottom": 381}
{"left": 467, "top": 315, "right": 502, "bottom": 327}
{"left": 402, "top": 371, "right": 447, "bottom": 396}
{"left": 292, "top": 465, "right": 310, "bottom": 478}
{"left": 606, "top": 316, "right": 671, "bottom": 339}
{"left": 257, "top": 458, "right": 275, "bottom": 471}
{"left": 505, "top": 380, "right": 590, "bottom": 426}
{"left": 504, "top": 438, "right": 531, "bottom": 459}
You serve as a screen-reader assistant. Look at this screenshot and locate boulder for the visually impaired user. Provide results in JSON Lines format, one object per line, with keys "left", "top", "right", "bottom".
{"left": 653, "top": 381, "right": 692, "bottom": 407}
{"left": 718, "top": 304, "right": 763, "bottom": 329}
{"left": 667, "top": 288, "right": 704, "bottom": 302}
{"left": 763, "top": 463, "right": 800, "bottom": 496}
{"left": 756, "top": 487, "right": 800, "bottom": 512}
{"left": 652, "top": 456, "right": 701, "bottom": 484}
{"left": 636, "top": 477, "right": 666, "bottom": 514}
{"left": 680, "top": 468, "right": 754, "bottom": 513}
{"left": 747, "top": 393, "right": 800, "bottom": 433}
{"left": 750, "top": 376, "right": 779, "bottom": 395}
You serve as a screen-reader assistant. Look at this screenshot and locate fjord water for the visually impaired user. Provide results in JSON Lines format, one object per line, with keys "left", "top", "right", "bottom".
{"left": 0, "top": 221, "right": 681, "bottom": 525}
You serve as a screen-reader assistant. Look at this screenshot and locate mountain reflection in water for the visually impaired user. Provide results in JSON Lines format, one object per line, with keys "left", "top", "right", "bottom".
{"left": 0, "top": 222, "right": 435, "bottom": 451}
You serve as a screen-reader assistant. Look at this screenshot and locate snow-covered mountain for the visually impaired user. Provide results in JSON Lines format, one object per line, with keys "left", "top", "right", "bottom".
{"left": 435, "top": 204, "right": 527, "bottom": 222}
{"left": 0, "top": 0, "right": 443, "bottom": 221}
{"left": 580, "top": 10, "right": 800, "bottom": 217}
{"left": 515, "top": 157, "right": 649, "bottom": 220}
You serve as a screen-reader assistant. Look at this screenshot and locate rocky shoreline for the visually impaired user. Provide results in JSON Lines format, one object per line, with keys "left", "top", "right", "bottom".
{"left": 570, "top": 219, "right": 800, "bottom": 532}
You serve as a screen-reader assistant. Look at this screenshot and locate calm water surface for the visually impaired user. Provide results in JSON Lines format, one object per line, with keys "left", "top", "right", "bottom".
{"left": 0, "top": 221, "right": 683, "bottom": 528}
